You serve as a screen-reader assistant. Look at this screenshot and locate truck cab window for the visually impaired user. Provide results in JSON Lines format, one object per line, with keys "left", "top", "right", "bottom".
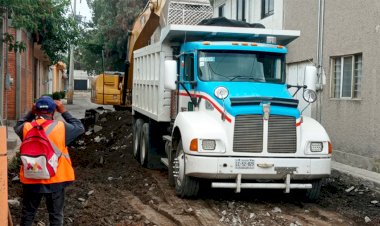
{"left": 198, "top": 50, "right": 285, "bottom": 83}
{"left": 183, "top": 54, "right": 194, "bottom": 81}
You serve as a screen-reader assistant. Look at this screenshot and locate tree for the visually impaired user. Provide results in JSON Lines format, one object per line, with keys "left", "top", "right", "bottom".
{"left": 0, "top": 0, "right": 80, "bottom": 63}
{"left": 76, "top": 0, "right": 148, "bottom": 75}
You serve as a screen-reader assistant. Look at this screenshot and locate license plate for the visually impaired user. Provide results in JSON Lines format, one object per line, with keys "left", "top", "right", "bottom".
{"left": 235, "top": 159, "right": 255, "bottom": 169}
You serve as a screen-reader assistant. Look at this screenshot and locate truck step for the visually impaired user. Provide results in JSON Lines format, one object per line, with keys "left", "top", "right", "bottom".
{"left": 160, "top": 158, "right": 169, "bottom": 167}
{"left": 162, "top": 135, "right": 172, "bottom": 142}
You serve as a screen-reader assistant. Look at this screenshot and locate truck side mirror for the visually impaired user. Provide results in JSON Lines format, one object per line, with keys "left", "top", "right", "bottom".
{"left": 303, "top": 66, "right": 318, "bottom": 103}
{"left": 164, "top": 60, "right": 177, "bottom": 90}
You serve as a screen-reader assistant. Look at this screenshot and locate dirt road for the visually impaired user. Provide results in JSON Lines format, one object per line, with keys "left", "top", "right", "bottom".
{"left": 8, "top": 110, "right": 380, "bottom": 226}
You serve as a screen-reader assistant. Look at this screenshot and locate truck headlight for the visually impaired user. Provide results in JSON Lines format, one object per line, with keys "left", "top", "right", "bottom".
{"left": 202, "top": 139, "right": 216, "bottom": 150}
{"left": 310, "top": 142, "right": 323, "bottom": 152}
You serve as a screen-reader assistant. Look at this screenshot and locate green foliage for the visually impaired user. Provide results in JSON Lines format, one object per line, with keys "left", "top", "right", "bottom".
{"left": 0, "top": 0, "right": 80, "bottom": 63}
{"left": 2, "top": 32, "right": 26, "bottom": 53}
{"left": 52, "top": 91, "right": 62, "bottom": 100}
{"left": 76, "top": 0, "right": 148, "bottom": 75}
{"left": 40, "top": 91, "right": 65, "bottom": 100}
{"left": 60, "top": 91, "right": 66, "bottom": 99}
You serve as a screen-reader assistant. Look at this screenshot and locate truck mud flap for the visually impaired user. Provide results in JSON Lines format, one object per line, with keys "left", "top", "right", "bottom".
{"left": 145, "top": 121, "right": 167, "bottom": 170}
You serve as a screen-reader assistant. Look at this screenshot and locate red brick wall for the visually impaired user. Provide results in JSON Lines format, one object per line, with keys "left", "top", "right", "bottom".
{"left": 5, "top": 28, "right": 16, "bottom": 120}
{"left": 3, "top": 28, "right": 35, "bottom": 120}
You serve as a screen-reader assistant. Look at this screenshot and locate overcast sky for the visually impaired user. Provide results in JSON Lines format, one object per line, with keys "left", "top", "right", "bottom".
{"left": 71, "top": 0, "right": 92, "bottom": 22}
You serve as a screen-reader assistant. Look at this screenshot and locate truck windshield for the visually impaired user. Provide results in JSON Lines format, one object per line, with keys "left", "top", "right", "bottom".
{"left": 198, "top": 50, "right": 285, "bottom": 83}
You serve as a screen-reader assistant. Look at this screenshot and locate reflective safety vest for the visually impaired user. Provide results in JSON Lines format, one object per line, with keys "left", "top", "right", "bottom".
{"left": 20, "top": 118, "right": 75, "bottom": 184}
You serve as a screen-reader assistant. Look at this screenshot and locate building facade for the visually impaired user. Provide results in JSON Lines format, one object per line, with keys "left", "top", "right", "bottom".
{"left": 210, "top": 0, "right": 380, "bottom": 173}
{"left": 211, "top": 0, "right": 283, "bottom": 29}
{"left": 50, "top": 61, "right": 67, "bottom": 93}
{"left": 0, "top": 15, "right": 50, "bottom": 122}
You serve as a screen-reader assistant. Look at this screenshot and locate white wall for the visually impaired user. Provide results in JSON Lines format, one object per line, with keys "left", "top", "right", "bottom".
{"left": 252, "top": 0, "right": 283, "bottom": 29}
{"left": 74, "top": 70, "right": 91, "bottom": 89}
{"left": 212, "top": 0, "right": 284, "bottom": 29}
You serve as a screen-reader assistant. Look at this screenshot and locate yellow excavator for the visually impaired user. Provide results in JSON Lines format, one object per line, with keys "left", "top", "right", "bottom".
{"left": 91, "top": 0, "right": 167, "bottom": 110}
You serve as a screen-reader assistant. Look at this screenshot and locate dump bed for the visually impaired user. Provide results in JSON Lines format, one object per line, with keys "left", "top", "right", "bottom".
{"left": 132, "top": 43, "right": 172, "bottom": 122}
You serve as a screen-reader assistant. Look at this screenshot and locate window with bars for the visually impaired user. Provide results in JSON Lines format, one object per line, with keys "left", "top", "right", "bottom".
{"left": 262, "top": 0, "right": 274, "bottom": 19}
{"left": 331, "top": 54, "right": 362, "bottom": 99}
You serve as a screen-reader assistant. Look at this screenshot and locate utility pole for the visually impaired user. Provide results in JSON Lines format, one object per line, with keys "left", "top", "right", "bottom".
{"left": 102, "top": 49, "right": 105, "bottom": 104}
{"left": 67, "top": 0, "right": 76, "bottom": 104}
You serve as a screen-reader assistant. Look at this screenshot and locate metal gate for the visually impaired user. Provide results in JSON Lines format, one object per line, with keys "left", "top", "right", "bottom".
{"left": 74, "top": 80, "right": 87, "bottom": 90}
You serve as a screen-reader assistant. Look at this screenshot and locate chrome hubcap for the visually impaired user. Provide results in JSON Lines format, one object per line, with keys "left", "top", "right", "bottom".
{"left": 173, "top": 151, "right": 184, "bottom": 187}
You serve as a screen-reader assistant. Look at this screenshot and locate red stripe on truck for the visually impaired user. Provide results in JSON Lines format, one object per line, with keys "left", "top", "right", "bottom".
{"left": 179, "top": 92, "right": 232, "bottom": 123}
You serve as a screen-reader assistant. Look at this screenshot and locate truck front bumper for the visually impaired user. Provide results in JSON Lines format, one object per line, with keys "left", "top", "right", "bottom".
{"left": 185, "top": 155, "right": 331, "bottom": 179}
{"left": 185, "top": 155, "right": 330, "bottom": 192}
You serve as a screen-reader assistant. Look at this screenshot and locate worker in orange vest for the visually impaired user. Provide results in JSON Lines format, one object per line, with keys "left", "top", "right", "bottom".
{"left": 14, "top": 96, "right": 84, "bottom": 226}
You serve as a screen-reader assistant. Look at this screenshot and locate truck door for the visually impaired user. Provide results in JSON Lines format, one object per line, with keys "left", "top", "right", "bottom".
{"left": 287, "top": 61, "right": 313, "bottom": 117}
{"left": 178, "top": 53, "right": 196, "bottom": 112}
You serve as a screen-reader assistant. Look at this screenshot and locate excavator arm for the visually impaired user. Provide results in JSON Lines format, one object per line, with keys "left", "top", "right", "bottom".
{"left": 92, "top": 0, "right": 212, "bottom": 108}
{"left": 124, "top": 0, "right": 167, "bottom": 106}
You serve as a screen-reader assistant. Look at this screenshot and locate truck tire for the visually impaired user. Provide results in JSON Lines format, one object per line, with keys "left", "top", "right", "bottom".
{"left": 305, "top": 179, "right": 322, "bottom": 201}
{"left": 173, "top": 140, "right": 199, "bottom": 198}
{"left": 133, "top": 118, "right": 144, "bottom": 160}
{"left": 140, "top": 123, "right": 150, "bottom": 167}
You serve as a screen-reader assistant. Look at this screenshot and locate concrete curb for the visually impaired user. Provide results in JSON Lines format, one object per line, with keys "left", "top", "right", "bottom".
{"left": 7, "top": 139, "right": 17, "bottom": 150}
{"left": 6, "top": 126, "right": 20, "bottom": 164}
{"left": 332, "top": 161, "right": 380, "bottom": 193}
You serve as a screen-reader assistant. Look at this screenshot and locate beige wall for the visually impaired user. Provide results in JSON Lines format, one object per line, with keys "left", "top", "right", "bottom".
{"left": 35, "top": 61, "right": 49, "bottom": 97}
{"left": 284, "top": 0, "right": 380, "bottom": 172}
{"left": 283, "top": 0, "right": 318, "bottom": 63}
{"left": 51, "top": 62, "right": 66, "bottom": 93}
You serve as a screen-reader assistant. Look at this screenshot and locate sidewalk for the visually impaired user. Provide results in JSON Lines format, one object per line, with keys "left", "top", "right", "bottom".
{"left": 6, "top": 126, "right": 21, "bottom": 163}
{"left": 331, "top": 161, "right": 380, "bottom": 193}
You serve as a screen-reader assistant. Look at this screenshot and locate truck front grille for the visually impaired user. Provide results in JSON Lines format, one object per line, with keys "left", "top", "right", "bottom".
{"left": 267, "top": 115, "right": 297, "bottom": 153}
{"left": 233, "top": 115, "right": 263, "bottom": 152}
{"left": 233, "top": 115, "right": 297, "bottom": 153}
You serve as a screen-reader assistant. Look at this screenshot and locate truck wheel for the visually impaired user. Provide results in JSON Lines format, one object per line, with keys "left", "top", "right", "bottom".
{"left": 140, "top": 123, "right": 150, "bottom": 167}
{"left": 173, "top": 140, "right": 199, "bottom": 198}
{"left": 133, "top": 118, "right": 144, "bottom": 160}
{"left": 305, "top": 179, "right": 322, "bottom": 201}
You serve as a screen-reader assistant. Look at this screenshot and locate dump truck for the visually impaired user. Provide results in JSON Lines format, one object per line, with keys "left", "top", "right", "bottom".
{"left": 129, "top": 0, "right": 331, "bottom": 200}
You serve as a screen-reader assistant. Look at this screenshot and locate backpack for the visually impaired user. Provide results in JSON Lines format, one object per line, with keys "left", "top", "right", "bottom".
{"left": 20, "top": 120, "right": 60, "bottom": 180}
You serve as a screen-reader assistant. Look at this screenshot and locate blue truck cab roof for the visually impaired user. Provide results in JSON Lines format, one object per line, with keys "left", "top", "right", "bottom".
{"left": 180, "top": 41, "right": 288, "bottom": 54}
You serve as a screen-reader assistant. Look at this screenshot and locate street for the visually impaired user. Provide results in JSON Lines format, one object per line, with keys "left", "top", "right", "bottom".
{"left": 2, "top": 1, "right": 380, "bottom": 225}
{"left": 7, "top": 92, "right": 380, "bottom": 226}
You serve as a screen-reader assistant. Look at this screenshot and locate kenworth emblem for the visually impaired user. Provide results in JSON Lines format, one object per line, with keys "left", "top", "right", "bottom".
{"left": 263, "top": 103, "right": 270, "bottom": 120}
